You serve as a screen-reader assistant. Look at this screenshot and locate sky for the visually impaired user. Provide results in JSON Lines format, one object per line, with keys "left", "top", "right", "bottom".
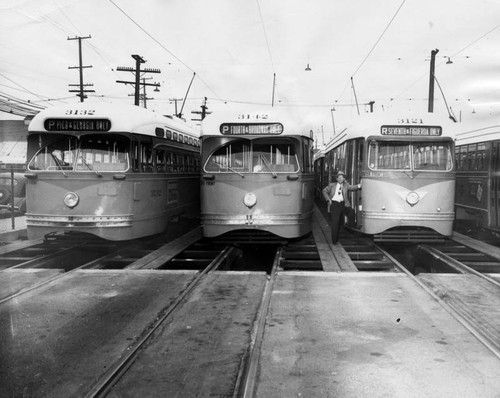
{"left": 1, "top": 0, "right": 500, "bottom": 143}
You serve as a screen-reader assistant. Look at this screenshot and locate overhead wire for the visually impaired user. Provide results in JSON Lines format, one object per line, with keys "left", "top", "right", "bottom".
{"left": 107, "top": 0, "right": 222, "bottom": 101}
{"left": 335, "top": 0, "right": 407, "bottom": 103}
{"left": 392, "top": 22, "right": 500, "bottom": 101}
{"left": 0, "top": 73, "right": 53, "bottom": 106}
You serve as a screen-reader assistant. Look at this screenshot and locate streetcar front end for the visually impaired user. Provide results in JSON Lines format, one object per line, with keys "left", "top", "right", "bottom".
{"left": 361, "top": 131, "right": 455, "bottom": 237}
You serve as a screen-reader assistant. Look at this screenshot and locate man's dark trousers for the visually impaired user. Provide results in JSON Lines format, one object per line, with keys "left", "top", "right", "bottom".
{"left": 330, "top": 200, "right": 345, "bottom": 243}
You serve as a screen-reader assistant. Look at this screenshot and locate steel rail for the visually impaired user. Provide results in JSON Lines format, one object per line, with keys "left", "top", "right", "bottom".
{"left": 419, "top": 244, "right": 500, "bottom": 289}
{"left": 376, "top": 244, "right": 500, "bottom": 361}
{"left": 237, "top": 247, "right": 282, "bottom": 398}
{"left": 0, "top": 243, "right": 134, "bottom": 305}
{"left": 84, "top": 245, "right": 237, "bottom": 398}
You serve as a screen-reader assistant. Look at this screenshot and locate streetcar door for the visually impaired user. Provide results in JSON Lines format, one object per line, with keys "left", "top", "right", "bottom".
{"left": 350, "top": 138, "right": 363, "bottom": 228}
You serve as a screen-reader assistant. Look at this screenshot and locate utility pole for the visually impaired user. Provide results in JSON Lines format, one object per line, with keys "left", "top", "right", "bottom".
{"left": 191, "top": 97, "right": 212, "bottom": 122}
{"left": 68, "top": 35, "right": 94, "bottom": 102}
{"left": 116, "top": 55, "right": 160, "bottom": 106}
{"left": 129, "top": 77, "right": 157, "bottom": 108}
{"left": 428, "top": 48, "right": 439, "bottom": 113}
{"left": 169, "top": 98, "right": 183, "bottom": 117}
{"left": 368, "top": 101, "right": 375, "bottom": 113}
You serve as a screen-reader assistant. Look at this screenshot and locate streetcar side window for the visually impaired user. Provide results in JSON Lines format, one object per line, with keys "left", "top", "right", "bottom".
{"left": 457, "top": 146, "right": 468, "bottom": 171}
{"left": 155, "top": 146, "right": 167, "bottom": 172}
{"left": 477, "top": 143, "right": 487, "bottom": 171}
{"left": 140, "top": 141, "right": 154, "bottom": 172}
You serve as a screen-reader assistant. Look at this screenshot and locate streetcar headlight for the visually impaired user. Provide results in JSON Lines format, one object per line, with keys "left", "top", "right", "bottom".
{"left": 243, "top": 192, "right": 257, "bottom": 208}
{"left": 64, "top": 192, "right": 79, "bottom": 208}
{"left": 406, "top": 191, "right": 420, "bottom": 207}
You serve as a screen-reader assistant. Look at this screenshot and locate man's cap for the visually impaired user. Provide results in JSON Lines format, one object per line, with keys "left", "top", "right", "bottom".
{"left": 336, "top": 170, "right": 346, "bottom": 176}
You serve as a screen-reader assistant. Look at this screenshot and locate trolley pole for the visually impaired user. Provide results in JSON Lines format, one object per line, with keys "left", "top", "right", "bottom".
{"left": 271, "top": 73, "right": 276, "bottom": 107}
{"left": 428, "top": 48, "right": 439, "bottom": 113}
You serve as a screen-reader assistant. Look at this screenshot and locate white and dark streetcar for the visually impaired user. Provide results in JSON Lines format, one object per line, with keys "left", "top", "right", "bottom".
{"left": 25, "top": 103, "right": 200, "bottom": 240}
{"left": 316, "top": 113, "right": 456, "bottom": 239}
{"left": 200, "top": 108, "right": 314, "bottom": 239}
{"left": 454, "top": 123, "right": 500, "bottom": 233}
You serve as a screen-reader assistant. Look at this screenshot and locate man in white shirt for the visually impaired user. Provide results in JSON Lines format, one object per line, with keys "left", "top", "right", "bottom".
{"left": 322, "top": 170, "right": 361, "bottom": 244}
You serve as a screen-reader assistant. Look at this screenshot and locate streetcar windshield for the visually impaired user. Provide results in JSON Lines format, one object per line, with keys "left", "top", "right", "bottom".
{"left": 204, "top": 138, "right": 299, "bottom": 173}
{"left": 205, "top": 139, "right": 251, "bottom": 173}
{"left": 368, "top": 140, "right": 453, "bottom": 171}
{"left": 27, "top": 134, "right": 130, "bottom": 172}
{"left": 412, "top": 142, "right": 453, "bottom": 170}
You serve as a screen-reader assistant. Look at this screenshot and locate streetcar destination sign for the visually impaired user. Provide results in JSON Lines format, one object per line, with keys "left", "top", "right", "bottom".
{"left": 381, "top": 125, "right": 442, "bottom": 136}
{"left": 220, "top": 123, "right": 284, "bottom": 135}
{"left": 44, "top": 118, "right": 111, "bottom": 132}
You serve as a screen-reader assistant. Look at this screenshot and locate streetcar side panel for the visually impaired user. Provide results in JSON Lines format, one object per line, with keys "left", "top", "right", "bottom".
{"left": 455, "top": 140, "right": 497, "bottom": 231}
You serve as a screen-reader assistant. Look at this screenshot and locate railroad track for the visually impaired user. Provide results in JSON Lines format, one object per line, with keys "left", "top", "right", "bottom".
{"left": 0, "top": 230, "right": 230, "bottom": 304}
{"left": 84, "top": 245, "right": 238, "bottom": 398}
{"left": 378, "top": 241, "right": 500, "bottom": 361}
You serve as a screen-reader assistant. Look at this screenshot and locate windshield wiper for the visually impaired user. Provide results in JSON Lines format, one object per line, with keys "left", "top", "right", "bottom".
{"left": 260, "top": 155, "right": 277, "bottom": 178}
{"left": 79, "top": 155, "right": 102, "bottom": 177}
{"left": 214, "top": 161, "right": 245, "bottom": 178}
{"left": 51, "top": 154, "right": 67, "bottom": 177}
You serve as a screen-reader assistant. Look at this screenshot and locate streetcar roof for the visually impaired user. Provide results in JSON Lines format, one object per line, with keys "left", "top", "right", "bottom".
{"left": 454, "top": 121, "right": 500, "bottom": 146}
{"left": 200, "top": 106, "right": 313, "bottom": 138}
{"left": 28, "top": 102, "right": 200, "bottom": 138}
{"left": 324, "top": 112, "right": 458, "bottom": 152}
{"left": 313, "top": 149, "right": 325, "bottom": 162}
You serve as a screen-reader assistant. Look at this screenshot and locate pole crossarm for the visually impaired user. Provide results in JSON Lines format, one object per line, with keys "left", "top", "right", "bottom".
{"left": 67, "top": 35, "right": 93, "bottom": 102}
{"left": 116, "top": 54, "right": 161, "bottom": 106}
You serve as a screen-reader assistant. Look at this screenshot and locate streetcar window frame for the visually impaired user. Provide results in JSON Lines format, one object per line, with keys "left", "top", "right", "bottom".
{"left": 27, "top": 133, "right": 131, "bottom": 173}
{"left": 203, "top": 137, "right": 302, "bottom": 174}
{"left": 367, "top": 139, "right": 453, "bottom": 172}
{"left": 153, "top": 143, "right": 201, "bottom": 174}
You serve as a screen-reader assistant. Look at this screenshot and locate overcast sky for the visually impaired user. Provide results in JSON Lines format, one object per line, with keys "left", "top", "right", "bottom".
{"left": 2, "top": 0, "right": 500, "bottom": 141}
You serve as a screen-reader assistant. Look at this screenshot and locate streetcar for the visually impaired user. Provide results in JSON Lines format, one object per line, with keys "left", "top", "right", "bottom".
{"left": 25, "top": 103, "right": 200, "bottom": 240}
{"left": 200, "top": 107, "right": 314, "bottom": 239}
{"left": 316, "top": 113, "right": 456, "bottom": 239}
{"left": 454, "top": 123, "right": 500, "bottom": 233}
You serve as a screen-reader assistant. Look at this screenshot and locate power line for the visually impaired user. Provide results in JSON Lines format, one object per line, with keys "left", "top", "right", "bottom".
{"left": 393, "top": 22, "right": 500, "bottom": 101}
{"left": 0, "top": 73, "right": 53, "bottom": 106}
{"left": 205, "top": 96, "right": 369, "bottom": 108}
{"left": 451, "top": 23, "right": 500, "bottom": 58}
{"left": 107, "top": 0, "right": 221, "bottom": 101}
{"left": 335, "top": 0, "right": 407, "bottom": 102}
